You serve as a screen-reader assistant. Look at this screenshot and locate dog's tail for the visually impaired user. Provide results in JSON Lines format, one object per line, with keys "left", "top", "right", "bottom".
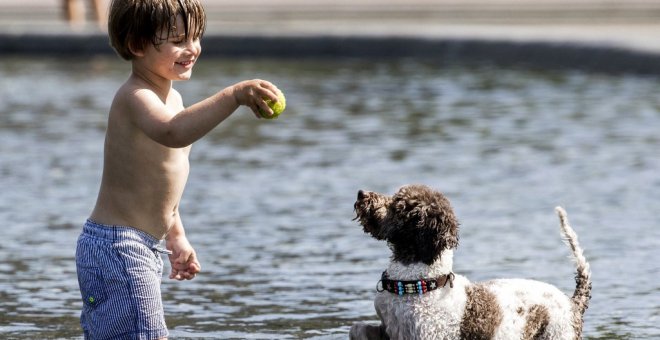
{"left": 556, "top": 206, "right": 592, "bottom": 317}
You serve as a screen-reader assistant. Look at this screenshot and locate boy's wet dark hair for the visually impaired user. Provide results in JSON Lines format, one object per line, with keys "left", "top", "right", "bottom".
{"left": 108, "top": 0, "right": 206, "bottom": 60}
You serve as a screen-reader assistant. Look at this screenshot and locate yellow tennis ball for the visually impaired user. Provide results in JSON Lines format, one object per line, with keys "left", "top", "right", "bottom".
{"left": 259, "top": 91, "right": 286, "bottom": 119}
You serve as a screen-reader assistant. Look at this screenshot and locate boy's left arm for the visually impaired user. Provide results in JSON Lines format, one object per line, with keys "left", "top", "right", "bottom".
{"left": 166, "top": 211, "right": 201, "bottom": 280}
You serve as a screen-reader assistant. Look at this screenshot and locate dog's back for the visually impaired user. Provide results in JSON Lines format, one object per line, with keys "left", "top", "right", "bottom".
{"left": 464, "top": 278, "right": 576, "bottom": 339}
{"left": 371, "top": 277, "right": 577, "bottom": 340}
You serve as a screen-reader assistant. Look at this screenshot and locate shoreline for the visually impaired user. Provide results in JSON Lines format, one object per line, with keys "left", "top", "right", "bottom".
{"left": 2, "top": 33, "right": 659, "bottom": 75}
{"left": 3, "top": 0, "right": 660, "bottom": 74}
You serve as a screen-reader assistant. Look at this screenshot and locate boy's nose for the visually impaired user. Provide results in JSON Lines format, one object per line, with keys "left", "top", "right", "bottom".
{"left": 186, "top": 39, "right": 201, "bottom": 55}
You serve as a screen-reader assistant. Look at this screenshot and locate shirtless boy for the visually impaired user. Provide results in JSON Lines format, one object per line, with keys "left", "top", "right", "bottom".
{"left": 75, "top": 0, "right": 282, "bottom": 338}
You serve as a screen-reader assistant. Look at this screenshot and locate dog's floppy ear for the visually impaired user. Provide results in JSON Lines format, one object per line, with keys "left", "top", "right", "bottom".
{"left": 353, "top": 190, "right": 391, "bottom": 240}
{"left": 417, "top": 200, "right": 459, "bottom": 252}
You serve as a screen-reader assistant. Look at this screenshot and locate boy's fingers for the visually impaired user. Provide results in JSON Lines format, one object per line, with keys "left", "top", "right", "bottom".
{"left": 176, "top": 270, "right": 194, "bottom": 280}
{"left": 248, "top": 103, "right": 262, "bottom": 118}
{"left": 188, "top": 263, "right": 201, "bottom": 275}
{"left": 257, "top": 98, "right": 276, "bottom": 110}
{"left": 261, "top": 87, "right": 279, "bottom": 102}
{"left": 171, "top": 271, "right": 188, "bottom": 281}
{"left": 169, "top": 270, "right": 197, "bottom": 281}
{"left": 253, "top": 81, "right": 278, "bottom": 101}
{"left": 168, "top": 251, "right": 199, "bottom": 280}
{"left": 256, "top": 100, "right": 273, "bottom": 116}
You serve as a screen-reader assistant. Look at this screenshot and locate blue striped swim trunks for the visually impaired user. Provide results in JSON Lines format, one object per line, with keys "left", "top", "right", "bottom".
{"left": 76, "top": 220, "right": 170, "bottom": 340}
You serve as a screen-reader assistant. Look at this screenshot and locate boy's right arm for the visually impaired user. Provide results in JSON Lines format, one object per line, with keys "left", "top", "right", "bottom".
{"left": 128, "top": 79, "right": 281, "bottom": 148}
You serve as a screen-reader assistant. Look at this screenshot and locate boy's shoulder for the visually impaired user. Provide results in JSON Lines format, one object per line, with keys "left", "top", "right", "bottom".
{"left": 116, "top": 76, "right": 156, "bottom": 99}
{"left": 110, "top": 77, "right": 184, "bottom": 131}
{"left": 114, "top": 77, "right": 181, "bottom": 110}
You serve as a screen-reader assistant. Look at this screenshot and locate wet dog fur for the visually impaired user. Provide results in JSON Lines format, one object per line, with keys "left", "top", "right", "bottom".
{"left": 350, "top": 184, "right": 591, "bottom": 340}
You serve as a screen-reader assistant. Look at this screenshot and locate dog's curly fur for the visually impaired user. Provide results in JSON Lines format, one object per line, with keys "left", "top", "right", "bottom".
{"left": 350, "top": 184, "right": 591, "bottom": 340}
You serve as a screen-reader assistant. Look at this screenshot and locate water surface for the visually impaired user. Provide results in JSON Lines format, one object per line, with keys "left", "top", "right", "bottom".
{"left": 0, "top": 57, "right": 658, "bottom": 339}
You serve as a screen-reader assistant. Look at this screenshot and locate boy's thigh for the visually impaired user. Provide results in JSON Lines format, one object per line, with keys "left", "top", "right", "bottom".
{"left": 77, "top": 238, "right": 167, "bottom": 339}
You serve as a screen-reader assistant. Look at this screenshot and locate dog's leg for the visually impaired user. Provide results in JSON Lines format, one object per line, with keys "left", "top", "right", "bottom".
{"left": 350, "top": 323, "right": 389, "bottom": 340}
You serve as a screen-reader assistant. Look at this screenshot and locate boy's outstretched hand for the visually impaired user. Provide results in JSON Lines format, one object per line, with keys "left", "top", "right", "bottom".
{"left": 230, "top": 79, "right": 281, "bottom": 118}
{"left": 166, "top": 236, "right": 201, "bottom": 281}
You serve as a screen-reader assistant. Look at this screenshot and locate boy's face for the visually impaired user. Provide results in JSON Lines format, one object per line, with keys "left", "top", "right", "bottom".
{"left": 137, "top": 15, "right": 202, "bottom": 82}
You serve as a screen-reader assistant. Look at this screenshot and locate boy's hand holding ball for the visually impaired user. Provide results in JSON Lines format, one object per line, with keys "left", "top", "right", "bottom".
{"left": 259, "top": 90, "right": 286, "bottom": 119}
{"left": 230, "top": 79, "right": 286, "bottom": 119}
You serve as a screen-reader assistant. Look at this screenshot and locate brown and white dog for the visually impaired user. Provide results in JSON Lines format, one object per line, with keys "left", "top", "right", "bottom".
{"left": 350, "top": 184, "right": 591, "bottom": 340}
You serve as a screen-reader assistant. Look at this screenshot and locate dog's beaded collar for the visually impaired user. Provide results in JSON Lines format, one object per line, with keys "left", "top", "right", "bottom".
{"left": 378, "top": 271, "right": 455, "bottom": 296}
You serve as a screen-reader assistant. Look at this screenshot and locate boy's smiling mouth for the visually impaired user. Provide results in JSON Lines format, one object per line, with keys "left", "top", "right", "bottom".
{"left": 176, "top": 60, "right": 195, "bottom": 68}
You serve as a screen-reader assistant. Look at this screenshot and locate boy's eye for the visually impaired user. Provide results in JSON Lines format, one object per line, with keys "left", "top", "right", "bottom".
{"left": 169, "top": 34, "right": 186, "bottom": 44}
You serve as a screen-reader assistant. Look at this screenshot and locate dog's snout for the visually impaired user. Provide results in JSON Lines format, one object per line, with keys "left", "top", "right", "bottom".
{"left": 357, "top": 190, "right": 365, "bottom": 200}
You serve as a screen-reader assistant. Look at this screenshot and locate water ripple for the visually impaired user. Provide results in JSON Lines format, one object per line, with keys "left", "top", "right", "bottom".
{"left": 0, "top": 57, "right": 658, "bottom": 338}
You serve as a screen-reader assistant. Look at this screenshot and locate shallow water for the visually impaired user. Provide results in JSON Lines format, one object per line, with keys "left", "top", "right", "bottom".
{"left": 0, "top": 57, "right": 659, "bottom": 339}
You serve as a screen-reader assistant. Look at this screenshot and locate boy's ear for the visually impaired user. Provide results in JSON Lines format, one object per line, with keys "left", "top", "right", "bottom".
{"left": 128, "top": 40, "right": 145, "bottom": 58}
